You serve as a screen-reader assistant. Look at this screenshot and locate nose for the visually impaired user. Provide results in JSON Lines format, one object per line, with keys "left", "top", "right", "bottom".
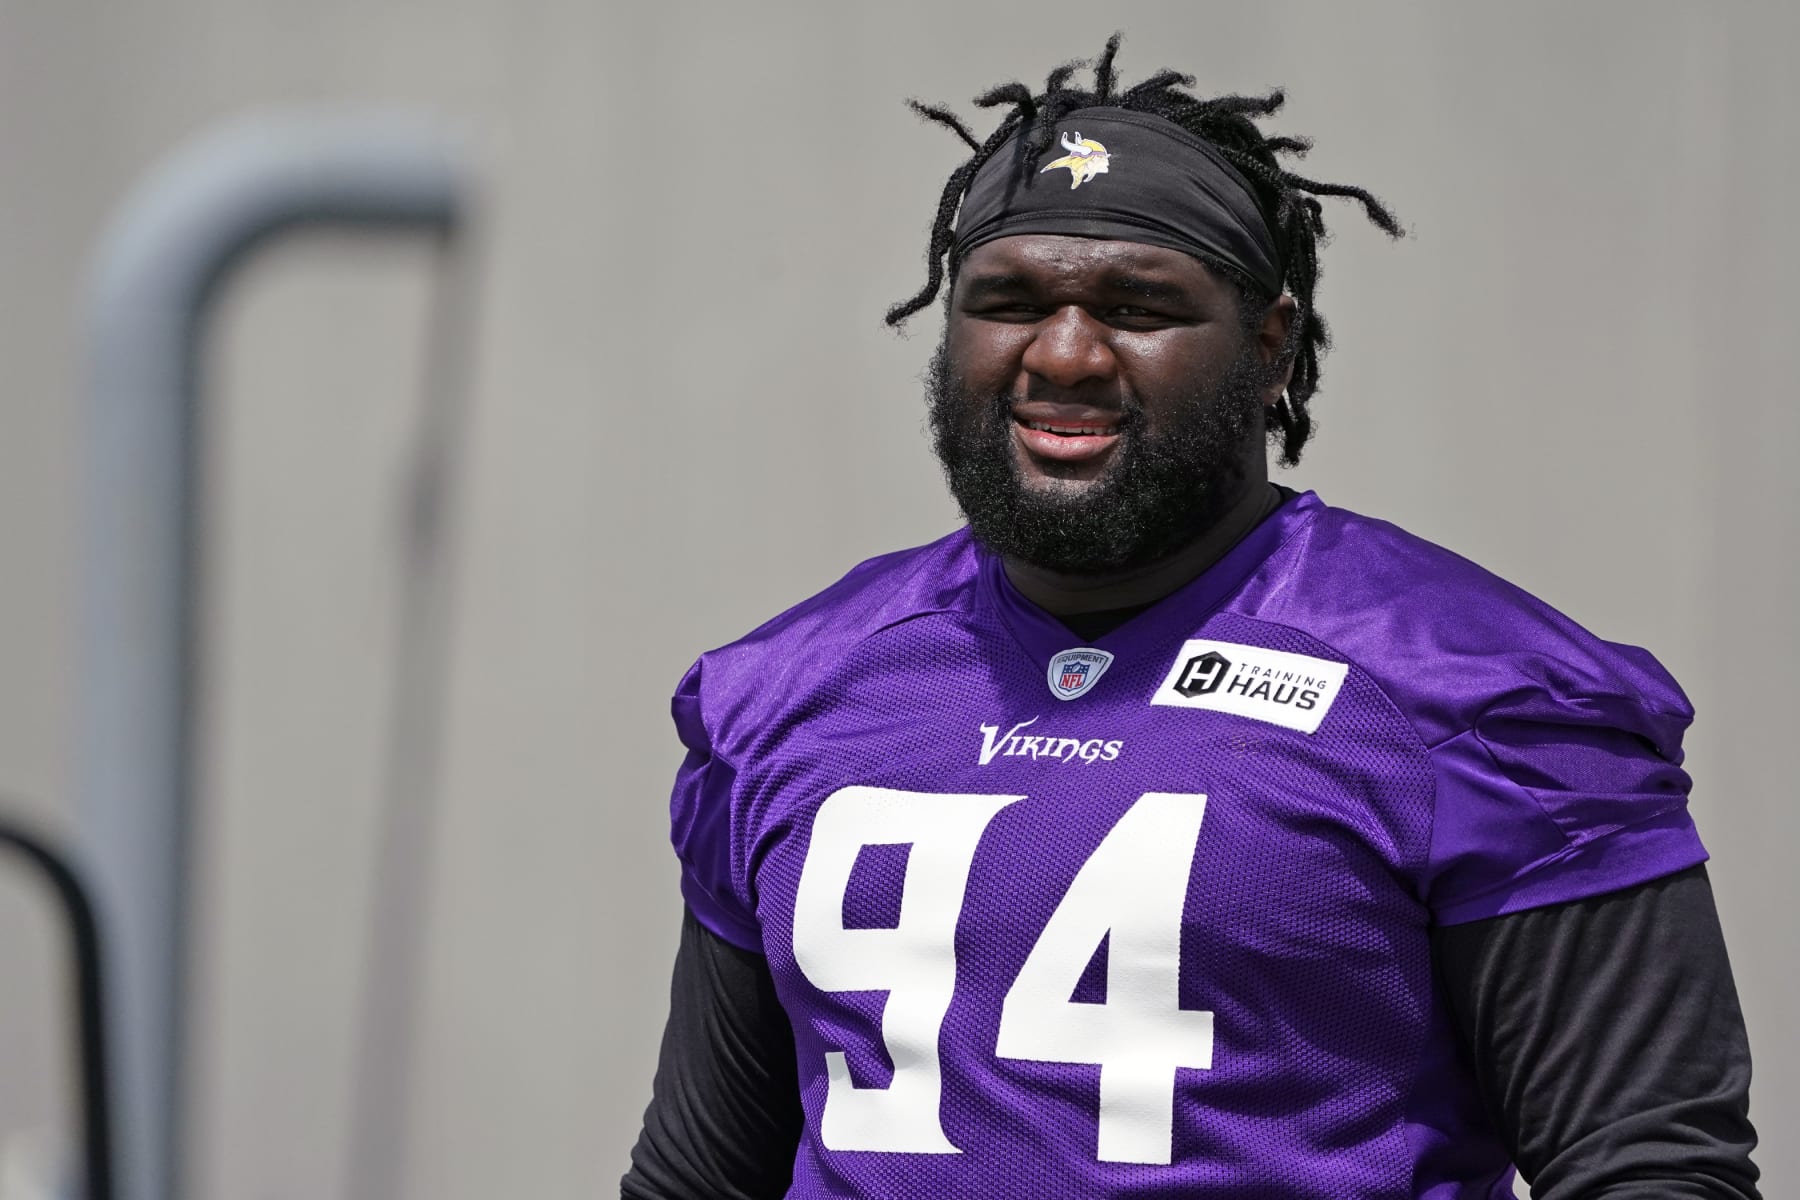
{"left": 1019, "top": 306, "right": 1115, "bottom": 391}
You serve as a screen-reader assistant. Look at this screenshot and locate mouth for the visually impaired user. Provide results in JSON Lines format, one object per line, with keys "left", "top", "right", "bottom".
{"left": 1011, "top": 408, "right": 1124, "bottom": 465}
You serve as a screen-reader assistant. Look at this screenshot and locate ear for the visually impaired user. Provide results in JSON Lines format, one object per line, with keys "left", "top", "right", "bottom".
{"left": 1256, "top": 294, "right": 1299, "bottom": 407}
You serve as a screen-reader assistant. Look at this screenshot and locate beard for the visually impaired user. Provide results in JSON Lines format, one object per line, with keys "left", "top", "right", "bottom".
{"left": 925, "top": 340, "right": 1273, "bottom": 575}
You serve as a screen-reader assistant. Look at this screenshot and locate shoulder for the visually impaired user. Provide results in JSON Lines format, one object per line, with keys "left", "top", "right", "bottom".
{"left": 1236, "top": 498, "right": 1692, "bottom": 751}
{"left": 674, "top": 529, "right": 980, "bottom": 757}
{"left": 1233, "top": 498, "right": 1704, "bottom": 920}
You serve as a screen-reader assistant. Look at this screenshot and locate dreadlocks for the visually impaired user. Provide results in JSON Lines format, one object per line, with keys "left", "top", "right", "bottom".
{"left": 887, "top": 34, "right": 1402, "bottom": 465}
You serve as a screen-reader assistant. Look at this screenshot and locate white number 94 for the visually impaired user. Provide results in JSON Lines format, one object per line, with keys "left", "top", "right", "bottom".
{"left": 791, "top": 786, "right": 1213, "bottom": 1165}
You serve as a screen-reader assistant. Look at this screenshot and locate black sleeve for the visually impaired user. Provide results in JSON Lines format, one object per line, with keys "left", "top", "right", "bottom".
{"left": 622, "top": 907, "right": 803, "bottom": 1200}
{"left": 1432, "top": 864, "right": 1761, "bottom": 1198}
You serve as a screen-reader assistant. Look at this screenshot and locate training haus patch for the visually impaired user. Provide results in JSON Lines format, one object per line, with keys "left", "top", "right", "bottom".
{"left": 1150, "top": 639, "right": 1349, "bottom": 734}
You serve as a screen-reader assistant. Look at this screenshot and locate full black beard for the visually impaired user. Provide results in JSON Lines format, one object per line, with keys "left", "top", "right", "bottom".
{"left": 926, "top": 341, "right": 1271, "bottom": 575}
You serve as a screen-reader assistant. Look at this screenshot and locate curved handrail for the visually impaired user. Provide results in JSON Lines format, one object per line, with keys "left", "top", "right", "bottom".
{"left": 79, "top": 111, "right": 472, "bottom": 1200}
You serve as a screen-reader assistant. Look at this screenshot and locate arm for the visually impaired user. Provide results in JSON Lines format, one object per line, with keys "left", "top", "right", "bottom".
{"left": 1432, "top": 865, "right": 1760, "bottom": 1198}
{"left": 622, "top": 907, "right": 803, "bottom": 1200}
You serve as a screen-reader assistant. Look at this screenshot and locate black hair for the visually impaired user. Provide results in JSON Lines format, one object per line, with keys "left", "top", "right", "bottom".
{"left": 887, "top": 34, "right": 1402, "bottom": 465}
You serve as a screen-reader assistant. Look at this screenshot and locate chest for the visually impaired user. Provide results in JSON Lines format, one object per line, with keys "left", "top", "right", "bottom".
{"left": 736, "top": 621, "right": 1434, "bottom": 1009}
{"left": 728, "top": 622, "right": 1439, "bottom": 1172}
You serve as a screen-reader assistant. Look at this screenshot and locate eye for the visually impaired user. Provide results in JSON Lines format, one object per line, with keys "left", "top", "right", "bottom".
{"left": 1105, "top": 305, "right": 1178, "bottom": 328}
{"left": 968, "top": 302, "right": 1048, "bottom": 323}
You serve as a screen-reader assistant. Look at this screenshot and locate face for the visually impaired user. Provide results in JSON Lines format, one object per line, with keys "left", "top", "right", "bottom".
{"left": 928, "top": 234, "right": 1292, "bottom": 574}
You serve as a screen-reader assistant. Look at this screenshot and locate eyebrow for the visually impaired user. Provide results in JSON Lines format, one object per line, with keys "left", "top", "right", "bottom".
{"left": 957, "top": 270, "right": 1197, "bottom": 306}
{"left": 1101, "top": 273, "right": 1194, "bottom": 305}
{"left": 956, "top": 273, "right": 1034, "bottom": 303}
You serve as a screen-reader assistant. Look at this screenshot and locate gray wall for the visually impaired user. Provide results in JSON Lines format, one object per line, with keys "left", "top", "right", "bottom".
{"left": 0, "top": 2, "right": 1793, "bottom": 1196}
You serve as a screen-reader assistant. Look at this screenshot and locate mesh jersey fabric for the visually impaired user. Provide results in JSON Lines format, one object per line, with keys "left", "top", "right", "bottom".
{"left": 666, "top": 490, "right": 1705, "bottom": 1199}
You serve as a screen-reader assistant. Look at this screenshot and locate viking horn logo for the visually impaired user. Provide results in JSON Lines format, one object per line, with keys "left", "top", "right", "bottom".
{"left": 1040, "top": 131, "right": 1112, "bottom": 190}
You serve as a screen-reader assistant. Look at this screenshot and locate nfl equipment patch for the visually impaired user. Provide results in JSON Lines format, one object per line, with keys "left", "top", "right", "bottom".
{"left": 1046, "top": 647, "right": 1113, "bottom": 701}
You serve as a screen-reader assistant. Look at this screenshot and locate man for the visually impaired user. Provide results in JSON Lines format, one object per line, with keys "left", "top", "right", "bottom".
{"left": 623, "top": 38, "right": 1759, "bottom": 1199}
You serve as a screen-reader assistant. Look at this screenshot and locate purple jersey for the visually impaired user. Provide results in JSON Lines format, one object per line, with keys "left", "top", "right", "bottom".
{"left": 668, "top": 491, "right": 1704, "bottom": 1198}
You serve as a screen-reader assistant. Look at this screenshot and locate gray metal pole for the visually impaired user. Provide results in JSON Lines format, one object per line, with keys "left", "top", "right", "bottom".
{"left": 79, "top": 111, "right": 469, "bottom": 1200}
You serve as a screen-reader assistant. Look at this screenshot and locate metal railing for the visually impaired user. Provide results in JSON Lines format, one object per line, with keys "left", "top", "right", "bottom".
{"left": 78, "top": 112, "right": 473, "bottom": 1200}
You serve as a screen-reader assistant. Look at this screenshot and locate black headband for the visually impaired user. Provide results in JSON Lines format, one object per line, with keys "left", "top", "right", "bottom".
{"left": 951, "top": 107, "right": 1284, "bottom": 296}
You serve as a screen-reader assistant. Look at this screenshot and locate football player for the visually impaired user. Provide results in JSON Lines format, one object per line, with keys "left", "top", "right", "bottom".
{"left": 622, "top": 37, "right": 1759, "bottom": 1199}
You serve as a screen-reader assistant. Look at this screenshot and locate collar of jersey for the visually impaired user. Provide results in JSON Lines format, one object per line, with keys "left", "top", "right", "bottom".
{"left": 976, "top": 489, "right": 1325, "bottom": 669}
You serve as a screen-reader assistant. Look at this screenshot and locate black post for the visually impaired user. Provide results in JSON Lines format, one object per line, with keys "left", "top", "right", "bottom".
{"left": 0, "top": 809, "right": 116, "bottom": 1200}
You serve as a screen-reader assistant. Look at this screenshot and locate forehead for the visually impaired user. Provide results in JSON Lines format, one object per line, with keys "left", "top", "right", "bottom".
{"left": 954, "top": 234, "right": 1227, "bottom": 297}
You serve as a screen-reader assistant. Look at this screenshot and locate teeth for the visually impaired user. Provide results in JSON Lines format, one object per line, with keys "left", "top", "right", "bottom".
{"left": 1024, "top": 420, "right": 1117, "bottom": 436}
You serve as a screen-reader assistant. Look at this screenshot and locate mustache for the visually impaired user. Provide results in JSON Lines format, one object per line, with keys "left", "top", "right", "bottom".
{"left": 927, "top": 365, "right": 1145, "bottom": 435}
{"left": 1003, "top": 393, "right": 1143, "bottom": 429}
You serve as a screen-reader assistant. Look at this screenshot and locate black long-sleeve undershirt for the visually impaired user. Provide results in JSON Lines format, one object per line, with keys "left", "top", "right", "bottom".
{"left": 622, "top": 864, "right": 1758, "bottom": 1199}
{"left": 1435, "top": 865, "right": 1760, "bottom": 1197}
{"left": 624, "top": 905, "right": 804, "bottom": 1200}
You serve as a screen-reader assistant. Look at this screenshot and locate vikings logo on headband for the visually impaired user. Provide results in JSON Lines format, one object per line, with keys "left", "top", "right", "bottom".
{"left": 1040, "top": 132, "right": 1113, "bottom": 190}
{"left": 952, "top": 107, "right": 1284, "bottom": 296}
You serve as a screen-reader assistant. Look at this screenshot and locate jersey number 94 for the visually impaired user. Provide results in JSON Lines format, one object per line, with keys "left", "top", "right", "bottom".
{"left": 792, "top": 785, "right": 1215, "bottom": 1165}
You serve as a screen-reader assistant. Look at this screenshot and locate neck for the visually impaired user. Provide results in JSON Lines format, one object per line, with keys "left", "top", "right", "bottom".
{"left": 1003, "top": 481, "right": 1283, "bottom": 617}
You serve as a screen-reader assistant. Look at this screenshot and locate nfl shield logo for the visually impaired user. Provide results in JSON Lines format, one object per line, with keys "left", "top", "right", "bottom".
{"left": 1046, "top": 647, "right": 1114, "bottom": 701}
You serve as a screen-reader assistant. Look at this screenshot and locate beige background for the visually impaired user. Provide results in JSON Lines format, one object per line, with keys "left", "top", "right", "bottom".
{"left": 1, "top": 2, "right": 1794, "bottom": 1197}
